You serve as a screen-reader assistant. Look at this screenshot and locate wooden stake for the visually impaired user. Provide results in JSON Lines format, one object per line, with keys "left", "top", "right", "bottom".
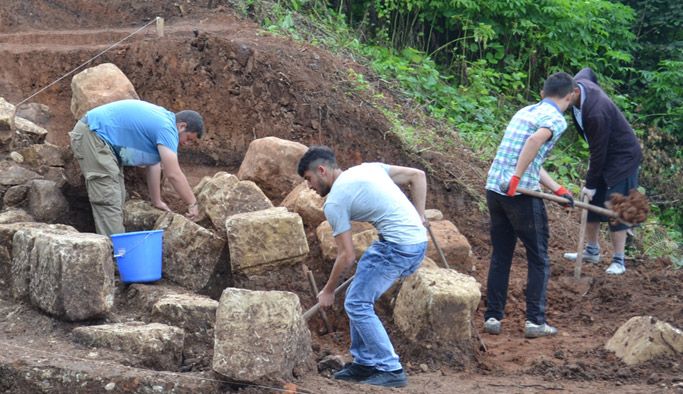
{"left": 306, "top": 269, "right": 333, "bottom": 333}
{"left": 574, "top": 194, "right": 590, "bottom": 279}
{"left": 156, "top": 17, "right": 164, "bottom": 38}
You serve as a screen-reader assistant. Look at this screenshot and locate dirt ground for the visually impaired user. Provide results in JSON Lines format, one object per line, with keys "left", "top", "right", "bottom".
{"left": 1, "top": 1, "right": 681, "bottom": 393}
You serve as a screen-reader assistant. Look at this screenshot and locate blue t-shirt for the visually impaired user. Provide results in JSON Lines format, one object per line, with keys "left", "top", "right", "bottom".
{"left": 86, "top": 99, "right": 179, "bottom": 166}
{"left": 323, "top": 163, "right": 427, "bottom": 245}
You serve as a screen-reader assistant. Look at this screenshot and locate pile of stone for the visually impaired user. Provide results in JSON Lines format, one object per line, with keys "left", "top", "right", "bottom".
{"left": 0, "top": 63, "right": 487, "bottom": 388}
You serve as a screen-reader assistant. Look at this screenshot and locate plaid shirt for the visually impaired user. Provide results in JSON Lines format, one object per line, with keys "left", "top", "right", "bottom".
{"left": 486, "top": 99, "right": 567, "bottom": 195}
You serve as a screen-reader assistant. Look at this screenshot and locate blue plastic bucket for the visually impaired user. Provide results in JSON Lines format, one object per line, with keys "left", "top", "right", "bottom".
{"left": 110, "top": 230, "right": 163, "bottom": 283}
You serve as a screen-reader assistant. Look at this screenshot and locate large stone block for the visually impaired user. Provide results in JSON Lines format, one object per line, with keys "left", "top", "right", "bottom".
{"left": 72, "top": 322, "right": 184, "bottom": 370}
{"left": 605, "top": 316, "right": 683, "bottom": 365}
{"left": 237, "top": 137, "right": 308, "bottom": 201}
{"left": 281, "top": 180, "right": 325, "bottom": 228}
{"left": 154, "top": 212, "right": 228, "bottom": 292}
{"left": 226, "top": 207, "right": 309, "bottom": 275}
{"left": 70, "top": 63, "right": 139, "bottom": 120}
{"left": 427, "top": 220, "right": 475, "bottom": 272}
{"left": 213, "top": 288, "right": 311, "bottom": 382}
{"left": 316, "top": 220, "right": 378, "bottom": 262}
{"left": 1, "top": 223, "right": 77, "bottom": 300}
{"left": 123, "top": 199, "right": 165, "bottom": 232}
{"left": 27, "top": 179, "right": 69, "bottom": 223}
{"left": 394, "top": 265, "right": 481, "bottom": 343}
{"left": 20, "top": 143, "right": 64, "bottom": 168}
{"left": 193, "top": 172, "right": 273, "bottom": 234}
{"left": 11, "top": 227, "right": 114, "bottom": 321}
{"left": 151, "top": 293, "right": 219, "bottom": 359}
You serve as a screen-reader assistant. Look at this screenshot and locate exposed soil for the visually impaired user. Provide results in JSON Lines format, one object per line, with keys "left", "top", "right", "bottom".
{"left": 1, "top": 1, "right": 681, "bottom": 393}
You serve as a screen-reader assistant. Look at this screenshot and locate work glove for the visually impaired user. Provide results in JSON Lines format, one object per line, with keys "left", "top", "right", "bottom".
{"left": 554, "top": 186, "right": 574, "bottom": 208}
{"left": 580, "top": 187, "right": 596, "bottom": 202}
{"left": 504, "top": 175, "right": 521, "bottom": 197}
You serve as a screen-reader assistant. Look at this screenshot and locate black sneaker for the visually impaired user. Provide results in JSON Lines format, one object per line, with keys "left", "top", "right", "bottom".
{"left": 333, "top": 362, "right": 376, "bottom": 381}
{"left": 360, "top": 368, "right": 407, "bottom": 388}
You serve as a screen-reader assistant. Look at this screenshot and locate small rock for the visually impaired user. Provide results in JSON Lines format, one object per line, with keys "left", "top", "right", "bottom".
{"left": 317, "top": 355, "right": 345, "bottom": 373}
{"left": 105, "top": 382, "right": 115, "bottom": 391}
{"left": 554, "top": 349, "right": 566, "bottom": 360}
{"left": 647, "top": 373, "right": 660, "bottom": 385}
{"left": 9, "top": 152, "right": 23, "bottom": 163}
{"left": 419, "top": 363, "right": 429, "bottom": 372}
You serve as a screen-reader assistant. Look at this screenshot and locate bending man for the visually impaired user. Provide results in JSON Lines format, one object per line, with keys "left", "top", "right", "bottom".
{"left": 297, "top": 146, "right": 427, "bottom": 388}
{"left": 69, "top": 99, "right": 203, "bottom": 236}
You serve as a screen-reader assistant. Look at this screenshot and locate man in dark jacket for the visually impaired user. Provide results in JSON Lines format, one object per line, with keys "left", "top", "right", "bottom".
{"left": 563, "top": 68, "right": 642, "bottom": 275}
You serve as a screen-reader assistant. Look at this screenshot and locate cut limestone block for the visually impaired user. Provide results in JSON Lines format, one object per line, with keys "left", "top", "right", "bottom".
{"left": 193, "top": 172, "right": 273, "bottom": 234}
{"left": 27, "top": 179, "right": 69, "bottom": 223}
{"left": 11, "top": 227, "right": 114, "bottom": 321}
{"left": 123, "top": 199, "right": 165, "bottom": 232}
{"left": 605, "top": 316, "right": 683, "bottom": 365}
{"left": 281, "top": 180, "right": 325, "bottom": 228}
{"left": 72, "top": 322, "right": 184, "bottom": 370}
{"left": 70, "top": 63, "right": 139, "bottom": 120}
{"left": 154, "top": 212, "right": 227, "bottom": 292}
{"left": 394, "top": 265, "right": 481, "bottom": 343}
{"left": 426, "top": 220, "right": 475, "bottom": 272}
{"left": 151, "top": 293, "right": 219, "bottom": 360}
{"left": 213, "top": 288, "right": 311, "bottom": 382}
{"left": 237, "top": 136, "right": 308, "bottom": 201}
{"left": 316, "top": 220, "right": 378, "bottom": 262}
{"left": 226, "top": 207, "right": 308, "bottom": 275}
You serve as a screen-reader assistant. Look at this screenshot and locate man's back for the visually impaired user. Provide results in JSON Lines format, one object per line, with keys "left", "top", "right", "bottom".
{"left": 324, "top": 163, "right": 426, "bottom": 245}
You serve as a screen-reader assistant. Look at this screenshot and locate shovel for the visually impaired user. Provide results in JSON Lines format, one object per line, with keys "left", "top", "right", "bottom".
{"left": 303, "top": 276, "right": 354, "bottom": 322}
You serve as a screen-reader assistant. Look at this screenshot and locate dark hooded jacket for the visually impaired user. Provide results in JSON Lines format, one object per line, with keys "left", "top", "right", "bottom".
{"left": 571, "top": 68, "right": 642, "bottom": 188}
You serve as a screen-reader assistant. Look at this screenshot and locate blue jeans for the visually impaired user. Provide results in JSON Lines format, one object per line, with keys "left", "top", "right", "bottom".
{"left": 484, "top": 190, "right": 550, "bottom": 325}
{"left": 344, "top": 240, "right": 427, "bottom": 372}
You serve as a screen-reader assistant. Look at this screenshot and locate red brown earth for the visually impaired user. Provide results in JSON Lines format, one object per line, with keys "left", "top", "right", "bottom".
{"left": 1, "top": 1, "right": 681, "bottom": 393}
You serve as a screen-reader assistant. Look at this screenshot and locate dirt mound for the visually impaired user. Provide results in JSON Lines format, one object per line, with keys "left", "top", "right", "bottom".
{"left": 0, "top": 1, "right": 681, "bottom": 393}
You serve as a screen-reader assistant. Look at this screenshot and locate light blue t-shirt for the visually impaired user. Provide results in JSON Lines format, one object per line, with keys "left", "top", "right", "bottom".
{"left": 86, "top": 99, "right": 179, "bottom": 166}
{"left": 323, "top": 162, "right": 427, "bottom": 245}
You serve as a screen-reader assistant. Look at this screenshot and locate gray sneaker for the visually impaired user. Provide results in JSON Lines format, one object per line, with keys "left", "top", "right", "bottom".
{"left": 524, "top": 321, "right": 558, "bottom": 338}
{"left": 483, "top": 317, "right": 501, "bottom": 335}
{"left": 563, "top": 251, "right": 600, "bottom": 264}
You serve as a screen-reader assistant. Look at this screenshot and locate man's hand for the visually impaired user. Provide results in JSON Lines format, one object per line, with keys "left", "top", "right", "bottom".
{"left": 185, "top": 204, "right": 199, "bottom": 221}
{"left": 317, "top": 288, "right": 335, "bottom": 308}
{"left": 581, "top": 187, "right": 596, "bottom": 202}
{"left": 554, "top": 186, "right": 574, "bottom": 208}
{"left": 152, "top": 200, "right": 171, "bottom": 212}
{"left": 505, "top": 175, "right": 521, "bottom": 197}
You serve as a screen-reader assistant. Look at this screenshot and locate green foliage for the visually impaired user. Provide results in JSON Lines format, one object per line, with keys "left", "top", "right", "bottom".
{"left": 637, "top": 60, "right": 683, "bottom": 138}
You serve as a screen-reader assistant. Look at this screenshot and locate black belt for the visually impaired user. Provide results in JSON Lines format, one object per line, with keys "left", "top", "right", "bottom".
{"left": 378, "top": 234, "right": 386, "bottom": 242}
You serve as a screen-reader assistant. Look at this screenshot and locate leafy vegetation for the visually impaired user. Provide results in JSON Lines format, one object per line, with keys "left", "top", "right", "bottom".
{"left": 242, "top": 0, "right": 682, "bottom": 265}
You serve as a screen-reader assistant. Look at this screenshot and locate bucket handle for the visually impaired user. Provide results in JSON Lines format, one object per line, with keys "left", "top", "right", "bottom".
{"left": 113, "top": 231, "right": 155, "bottom": 258}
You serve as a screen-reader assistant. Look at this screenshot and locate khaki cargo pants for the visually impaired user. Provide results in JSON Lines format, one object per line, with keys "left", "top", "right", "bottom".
{"left": 69, "top": 120, "right": 126, "bottom": 236}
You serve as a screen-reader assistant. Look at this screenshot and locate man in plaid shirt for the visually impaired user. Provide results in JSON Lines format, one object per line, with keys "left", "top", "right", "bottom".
{"left": 483, "top": 72, "right": 577, "bottom": 338}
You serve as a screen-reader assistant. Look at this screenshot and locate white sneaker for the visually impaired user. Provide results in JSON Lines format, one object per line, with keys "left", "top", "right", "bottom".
{"left": 563, "top": 251, "right": 600, "bottom": 264}
{"left": 524, "top": 321, "right": 558, "bottom": 338}
{"left": 605, "top": 262, "right": 626, "bottom": 275}
{"left": 483, "top": 317, "right": 501, "bottom": 335}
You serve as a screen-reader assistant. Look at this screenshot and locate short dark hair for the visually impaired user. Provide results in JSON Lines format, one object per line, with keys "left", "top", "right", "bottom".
{"left": 175, "top": 110, "right": 204, "bottom": 138}
{"left": 543, "top": 72, "right": 577, "bottom": 98}
{"left": 297, "top": 145, "right": 339, "bottom": 177}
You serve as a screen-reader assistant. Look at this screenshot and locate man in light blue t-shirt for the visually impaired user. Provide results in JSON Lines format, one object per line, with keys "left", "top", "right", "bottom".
{"left": 297, "top": 146, "right": 428, "bottom": 388}
{"left": 69, "top": 99, "right": 204, "bottom": 236}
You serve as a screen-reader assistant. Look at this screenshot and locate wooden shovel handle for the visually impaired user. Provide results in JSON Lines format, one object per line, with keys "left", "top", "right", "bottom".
{"left": 302, "top": 275, "right": 354, "bottom": 322}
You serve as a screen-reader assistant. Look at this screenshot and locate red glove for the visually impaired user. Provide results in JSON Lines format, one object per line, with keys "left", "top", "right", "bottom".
{"left": 505, "top": 176, "right": 521, "bottom": 197}
{"left": 554, "top": 186, "right": 574, "bottom": 208}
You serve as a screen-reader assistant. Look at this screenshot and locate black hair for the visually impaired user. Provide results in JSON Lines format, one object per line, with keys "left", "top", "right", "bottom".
{"left": 543, "top": 72, "right": 577, "bottom": 98}
{"left": 297, "top": 145, "right": 339, "bottom": 177}
{"left": 175, "top": 110, "right": 204, "bottom": 138}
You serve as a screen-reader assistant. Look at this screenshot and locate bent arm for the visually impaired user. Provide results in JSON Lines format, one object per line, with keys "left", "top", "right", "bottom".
{"left": 513, "top": 127, "right": 553, "bottom": 178}
{"left": 158, "top": 145, "right": 196, "bottom": 205}
{"left": 388, "top": 165, "right": 427, "bottom": 222}
{"left": 318, "top": 230, "right": 355, "bottom": 307}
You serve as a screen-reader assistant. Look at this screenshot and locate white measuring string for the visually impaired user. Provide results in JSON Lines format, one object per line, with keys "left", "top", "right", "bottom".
{"left": 0, "top": 339, "right": 314, "bottom": 393}
{"left": 16, "top": 17, "right": 160, "bottom": 107}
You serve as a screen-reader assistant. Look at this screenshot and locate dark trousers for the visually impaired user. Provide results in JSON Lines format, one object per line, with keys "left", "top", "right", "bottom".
{"left": 484, "top": 190, "right": 550, "bottom": 325}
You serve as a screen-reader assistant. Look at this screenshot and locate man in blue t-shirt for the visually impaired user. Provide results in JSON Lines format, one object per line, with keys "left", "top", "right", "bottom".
{"left": 297, "top": 146, "right": 428, "bottom": 388}
{"left": 69, "top": 99, "right": 204, "bottom": 236}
